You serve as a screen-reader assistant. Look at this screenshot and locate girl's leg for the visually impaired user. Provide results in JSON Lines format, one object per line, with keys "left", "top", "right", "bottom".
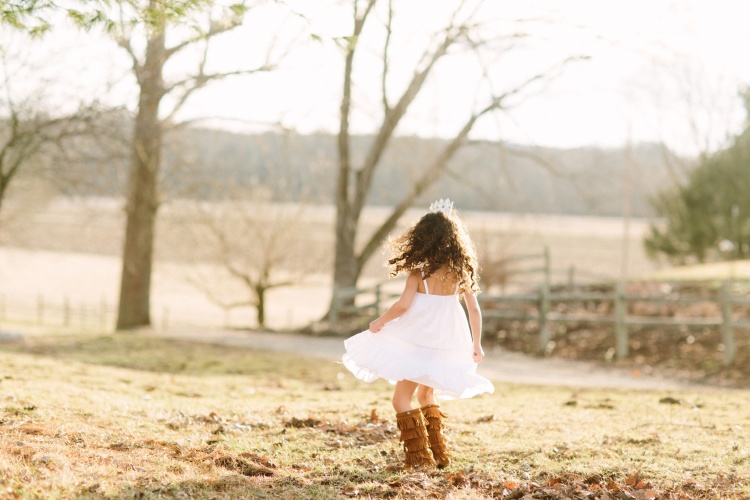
{"left": 393, "top": 380, "right": 434, "bottom": 467}
{"left": 416, "top": 385, "right": 451, "bottom": 468}
{"left": 392, "top": 380, "right": 419, "bottom": 412}
{"left": 416, "top": 384, "right": 435, "bottom": 407}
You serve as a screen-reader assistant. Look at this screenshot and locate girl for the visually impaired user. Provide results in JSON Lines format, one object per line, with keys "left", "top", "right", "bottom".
{"left": 342, "top": 198, "right": 494, "bottom": 469}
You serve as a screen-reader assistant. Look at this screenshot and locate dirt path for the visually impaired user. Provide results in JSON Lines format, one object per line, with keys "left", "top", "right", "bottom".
{"left": 153, "top": 327, "right": 699, "bottom": 391}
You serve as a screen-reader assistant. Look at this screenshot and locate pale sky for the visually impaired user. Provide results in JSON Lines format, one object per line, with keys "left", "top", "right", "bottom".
{"left": 5, "top": 0, "right": 750, "bottom": 157}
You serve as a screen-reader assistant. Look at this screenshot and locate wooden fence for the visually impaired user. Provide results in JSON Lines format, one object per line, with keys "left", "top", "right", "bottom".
{"left": 328, "top": 280, "right": 750, "bottom": 366}
{"left": 480, "top": 281, "right": 750, "bottom": 366}
{"left": 328, "top": 283, "right": 402, "bottom": 331}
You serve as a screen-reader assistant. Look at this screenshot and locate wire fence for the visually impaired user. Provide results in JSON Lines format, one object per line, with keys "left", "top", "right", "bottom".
{"left": 0, "top": 293, "right": 114, "bottom": 332}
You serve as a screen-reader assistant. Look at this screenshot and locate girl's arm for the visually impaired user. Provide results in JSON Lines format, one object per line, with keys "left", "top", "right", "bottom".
{"left": 369, "top": 271, "right": 420, "bottom": 333}
{"left": 463, "top": 289, "right": 485, "bottom": 362}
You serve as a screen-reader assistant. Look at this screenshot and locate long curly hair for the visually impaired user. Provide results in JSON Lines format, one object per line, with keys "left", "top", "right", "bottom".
{"left": 387, "top": 210, "right": 480, "bottom": 294}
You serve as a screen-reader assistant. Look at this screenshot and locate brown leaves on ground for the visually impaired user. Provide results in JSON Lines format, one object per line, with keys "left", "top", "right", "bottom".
{"left": 282, "top": 410, "right": 397, "bottom": 448}
{"left": 485, "top": 282, "right": 750, "bottom": 388}
{"left": 162, "top": 410, "right": 257, "bottom": 434}
{"left": 440, "top": 470, "right": 739, "bottom": 500}
{"left": 214, "top": 452, "right": 276, "bottom": 477}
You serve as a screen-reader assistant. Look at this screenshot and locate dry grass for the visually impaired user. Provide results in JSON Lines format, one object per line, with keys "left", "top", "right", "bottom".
{"left": 1, "top": 332, "right": 749, "bottom": 499}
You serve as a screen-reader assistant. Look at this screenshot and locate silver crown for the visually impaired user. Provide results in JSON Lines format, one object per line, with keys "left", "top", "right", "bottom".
{"left": 429, "top": 198, "right": 454, "bottom": 214}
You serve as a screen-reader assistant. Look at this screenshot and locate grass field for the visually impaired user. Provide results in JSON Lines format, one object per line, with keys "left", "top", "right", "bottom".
{"left": 1, "top": 331, "right": 749, "bottom": 499}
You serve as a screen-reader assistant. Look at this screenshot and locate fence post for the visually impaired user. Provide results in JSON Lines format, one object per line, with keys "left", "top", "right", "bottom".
{"left": 162, "top": 307, "right": 169, "bottom": 331}
{"left": 614, "top": 282, "right": 628, "bottom": 359}
{"left": 99, "top": 297, "right": 107, "bottom": 331}
{"left": 374, "top": 284, "right": 381, "bottom": 316}
{"left": 720, "top": 282, "right": 735, "bottom": 366}
{"left": 538, "top": 282, "right": 550, "bottom": 352}
{"left": 64, "top": 297, "right": 71, "bottom": 327}
{"left": 567, "top": 265, "right": 575, "bottom": 291}
{"left": 543, "top": 246, "right": 551, "bottom": 289}
{"left": 37, "top": 295, "right": 45, "bottom": 324}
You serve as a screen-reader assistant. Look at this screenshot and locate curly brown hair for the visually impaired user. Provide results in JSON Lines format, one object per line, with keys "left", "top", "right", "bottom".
{"left": 387, "top": 211, "right": 480, "bottom": 294}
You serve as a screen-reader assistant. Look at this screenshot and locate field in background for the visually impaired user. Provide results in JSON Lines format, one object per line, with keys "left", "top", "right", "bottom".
{"left": 0, "top": 197, "right": 662, "bottom": 331}
{"left": 0, "top": 331, "right": 748, "bottom": 499}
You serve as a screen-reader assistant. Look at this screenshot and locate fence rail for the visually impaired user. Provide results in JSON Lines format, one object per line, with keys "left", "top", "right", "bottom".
{"left": 479, "top": 281, "right": 750, "bottom": 366}
{"left": 0, "top": 293, "right": 114, "bottom": 331}
{"left": 328, "top": 277, "right": 750, "bottom": 366}
{"left": 328, "top": 283, "right": 402, "bottom": 330}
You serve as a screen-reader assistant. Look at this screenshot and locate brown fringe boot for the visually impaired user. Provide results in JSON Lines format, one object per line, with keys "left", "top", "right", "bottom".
{"left": 420, "top": 404, "right": 451, "bottom": 468}
{"left": 395, "top": 409, "right": 435, "bottom": 468}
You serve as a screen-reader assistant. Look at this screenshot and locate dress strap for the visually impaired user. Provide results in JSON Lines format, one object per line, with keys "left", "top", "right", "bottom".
{"left": 420, "top": 268, "right": 429, "bottom": 295}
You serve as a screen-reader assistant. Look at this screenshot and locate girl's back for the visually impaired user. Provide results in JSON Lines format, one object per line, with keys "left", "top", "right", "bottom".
{"left": 418, "top": 265, "right": 459, "bottom": 296}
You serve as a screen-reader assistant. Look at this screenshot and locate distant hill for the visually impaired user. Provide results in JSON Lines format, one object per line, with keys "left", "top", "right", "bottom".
{"left": 59, "top": 120, "right": 691, "bottom": 217}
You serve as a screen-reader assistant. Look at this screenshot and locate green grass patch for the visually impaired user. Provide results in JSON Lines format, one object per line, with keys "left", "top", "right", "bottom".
{"left": 0, "top": 332, "right": 748, "bottom": 498}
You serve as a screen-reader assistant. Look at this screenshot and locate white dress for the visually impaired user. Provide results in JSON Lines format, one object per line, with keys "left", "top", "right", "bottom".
{"left": 342, "top": 275, "right": 495, "bottom": 400}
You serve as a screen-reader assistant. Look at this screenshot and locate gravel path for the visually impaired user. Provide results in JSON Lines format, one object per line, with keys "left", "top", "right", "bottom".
{"left": 153, "top": 327, "right": 698, "bottom": 391}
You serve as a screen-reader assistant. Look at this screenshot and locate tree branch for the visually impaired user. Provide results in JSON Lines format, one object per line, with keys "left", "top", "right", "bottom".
{"left": 163, "top": 16, "right": 243, "bottom": 60}
{"left": 336, "top": 0, "right": 377, "bottom": 238}
{"left": 352, "top": 22, "right": 465, "bottom": 222}
{"left": 355, "top": 54, "right": 588, "bottom": 267}
{"left": 161, "top": 65, "right": 274, "bottom": 127}
{"left": 380, "top": 0, "right": 393, "bottom": 113}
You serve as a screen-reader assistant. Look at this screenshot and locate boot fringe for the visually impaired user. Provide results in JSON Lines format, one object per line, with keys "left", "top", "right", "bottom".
{"left": 428, "top": 441, "right": 451, "bottom": 457}
{"left": 399, "top": 427, "right": 425, "bottom": 442}
{"left": 395, "top": 411, "right": 424, "bottom": 431}
{"left": 419, "top": 404, "right": 451, "bottom": 468}
{"left": 403, "top": 448, "right": 434, "bottom": 467}
{"left": 396, "top": 410, "right": 435, "bottom": 468}
{"left": 421, "top": 405, "right": 448, "bottom": 420}
{"left": 403, "top": 438, "right": 430, "bottom": 453}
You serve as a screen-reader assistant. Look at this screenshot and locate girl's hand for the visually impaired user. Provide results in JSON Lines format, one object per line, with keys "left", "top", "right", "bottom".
{"left": 472, "top": 345, "right": 485, "bottom": 363}
{"left": 369, "top": 320, "right": 383, "bottom": 333}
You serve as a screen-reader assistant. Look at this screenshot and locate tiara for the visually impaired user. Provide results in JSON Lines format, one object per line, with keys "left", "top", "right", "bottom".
{"left": 429, "top": 198, "right": 454, "bottom": 214}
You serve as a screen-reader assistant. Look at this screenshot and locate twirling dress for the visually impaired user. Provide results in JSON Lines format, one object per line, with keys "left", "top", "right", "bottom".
{"left": 342, "top": 276, "right": 495, "bottom": 400}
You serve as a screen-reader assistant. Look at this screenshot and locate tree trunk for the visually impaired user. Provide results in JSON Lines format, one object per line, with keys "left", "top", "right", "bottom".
{"left": 330, "top": 3, "right": 370, "bottom": 309}
{"left": 116, "top": 29, "right": 165, "bottom": 330}
{"left": 256, "top": 285, "right": 266, "bottom": 328}
{"left": 332, "top": 209, "right": 361, "bottom": 299}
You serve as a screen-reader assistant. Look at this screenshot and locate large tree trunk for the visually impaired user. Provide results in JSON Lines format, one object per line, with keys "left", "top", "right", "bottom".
{"left": 116, "top": 29, "right": 165, "bottom": 330}
{"left": 256, "top": 285, "right": 266, "bottom": 328}
{"left": 330, "top": 1, "right": 374, "bottom": 307}
{"left": 332, "top": 210, "right": 361, "bottom": 294}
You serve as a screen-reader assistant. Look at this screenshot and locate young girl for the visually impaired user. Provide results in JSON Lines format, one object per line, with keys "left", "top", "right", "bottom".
{"left": 342, "top": 198, "right": 494, "bottom": 469}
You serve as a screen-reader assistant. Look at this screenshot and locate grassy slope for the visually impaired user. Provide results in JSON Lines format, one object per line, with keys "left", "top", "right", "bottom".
{"left": 0, "top": 333, "right": 748, "bottom": 499}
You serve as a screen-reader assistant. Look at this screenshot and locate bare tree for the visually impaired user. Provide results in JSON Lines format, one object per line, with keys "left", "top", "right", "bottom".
{"left": 331, "top": 0, "right": 588, "bottom": 308}
{"left": 93, "top": 1, "right": 283, "bottom": 330}
{"left": 175, "top": 189, "right": 325, "bottom": 329}
{"left": 0, "top": 40, "right": 103, "bottom": 224}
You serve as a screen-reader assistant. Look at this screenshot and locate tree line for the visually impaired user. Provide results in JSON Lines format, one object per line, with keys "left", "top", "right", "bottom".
{"left": 54, "top": 121, "right": 680, "bottom": 217}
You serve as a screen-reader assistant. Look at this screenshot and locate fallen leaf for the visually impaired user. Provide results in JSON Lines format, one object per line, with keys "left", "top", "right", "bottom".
{"left": 659, "top": 396, "right": 681, "bottom": 405}
{"left": 369, "top": 409, "right": 380, "bottom": 423}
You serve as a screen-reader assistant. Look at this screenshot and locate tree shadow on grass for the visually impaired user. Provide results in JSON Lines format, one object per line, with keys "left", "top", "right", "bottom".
{"left": 1, "top": 333, "right": 331, "bottom": 377}
{"left": 76, "top": 475, "right": 342, "bottom": 500}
